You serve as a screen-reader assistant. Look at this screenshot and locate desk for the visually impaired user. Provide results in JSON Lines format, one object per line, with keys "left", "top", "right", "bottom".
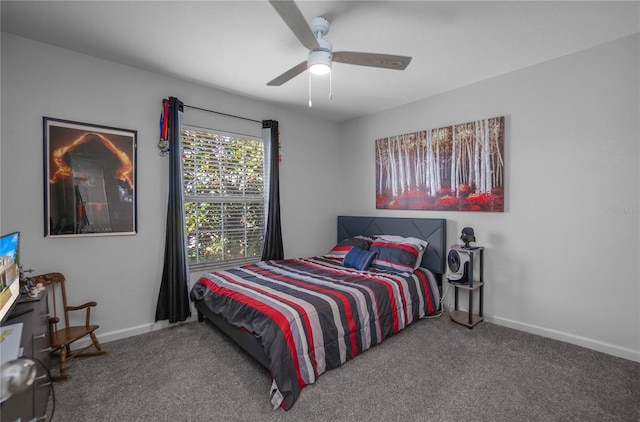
{"left": 1, "top": 291, "right": 51, "bottom": 421}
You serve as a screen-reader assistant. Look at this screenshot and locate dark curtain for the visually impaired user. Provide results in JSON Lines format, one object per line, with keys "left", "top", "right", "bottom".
{"left": 155, "top": 97, "right": 191, "bottom": 323}
{"left": 261, "top": 120, "right": 284, "bottom": 260}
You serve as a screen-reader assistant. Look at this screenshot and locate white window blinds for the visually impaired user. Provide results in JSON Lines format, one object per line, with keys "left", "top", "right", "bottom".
{"left": 182, "top": 126, "right": 265, "bottom": 267}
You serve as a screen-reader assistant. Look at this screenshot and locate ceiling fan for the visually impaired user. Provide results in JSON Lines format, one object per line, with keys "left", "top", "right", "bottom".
{"left": 267, "top": 0, "right": 412, "bottom": 87}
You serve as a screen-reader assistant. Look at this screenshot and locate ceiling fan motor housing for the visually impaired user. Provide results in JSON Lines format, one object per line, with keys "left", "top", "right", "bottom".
{"left": 310, "top": 16, "right": 330, "bottom": 36}
{"left": 308, "top": 37, "right": 332, "bottom": 74}
{"left": 308, "top": 50, "right": 332, "bottom": 72}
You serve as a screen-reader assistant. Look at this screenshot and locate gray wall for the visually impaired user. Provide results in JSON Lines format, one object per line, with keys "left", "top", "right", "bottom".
{"left": 338, "top": 34, "right": 640, "bottom": 361}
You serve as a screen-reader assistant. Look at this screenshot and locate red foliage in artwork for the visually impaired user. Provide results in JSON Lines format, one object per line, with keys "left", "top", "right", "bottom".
{"left": 435, "top": 195, "right": 459, "bottom": 209}
{"left": 408, "top": 201, "right": 434, "bottom": 210}
{"left": 387, "top": 200, "right": 403, "bottom": 209}
{"left": 376, "top": 189, "right": 504, "bottom": 212}
{"left": 436, "top": 188, "right": 454, "bottom": 197}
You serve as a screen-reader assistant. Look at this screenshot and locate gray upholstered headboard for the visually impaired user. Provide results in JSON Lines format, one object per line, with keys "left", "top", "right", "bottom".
{"left": 337, "top": 216, "right": 447, "bottom": 276}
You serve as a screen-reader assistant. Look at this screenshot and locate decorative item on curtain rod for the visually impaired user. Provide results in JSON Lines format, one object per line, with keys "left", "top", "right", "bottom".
{"left": 157, "top": 99, "right": 170, "bottom": 155}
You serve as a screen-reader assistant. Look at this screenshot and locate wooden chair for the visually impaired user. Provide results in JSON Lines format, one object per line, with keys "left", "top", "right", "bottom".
{"left": 31, "top": 272, "right": 106, "bottom": 381}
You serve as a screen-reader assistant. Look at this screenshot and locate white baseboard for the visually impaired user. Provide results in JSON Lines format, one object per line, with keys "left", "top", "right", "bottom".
{"left": 72, "top": 314, "right": 199, "bottom": 348}
{"left": 486, "top": 314, "right": 640, "bottom": 363}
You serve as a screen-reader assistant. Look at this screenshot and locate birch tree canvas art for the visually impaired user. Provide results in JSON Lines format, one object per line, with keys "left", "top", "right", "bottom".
{"left": 375, "top": 116, "right": 504, "bottom": 212}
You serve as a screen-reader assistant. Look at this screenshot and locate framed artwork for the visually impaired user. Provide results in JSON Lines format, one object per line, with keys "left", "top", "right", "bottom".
{"left": 43, "top": 117, "right": 137, "bottom": 237}
{"left": 375, "top": 116, "right": 505, "bottom": 212}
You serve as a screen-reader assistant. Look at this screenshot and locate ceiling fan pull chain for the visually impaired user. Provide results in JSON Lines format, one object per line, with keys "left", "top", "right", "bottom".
{"left": 308, "top": 72, "right": 313, "bottom": 108}
{"left": 329, "top": 71, "right": 333, "bottom": 101}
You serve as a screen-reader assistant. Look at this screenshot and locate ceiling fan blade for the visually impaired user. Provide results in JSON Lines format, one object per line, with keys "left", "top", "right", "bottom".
{"left": 269, "top": 0, "right": 320, "bottom": 50}
{"left": 267, "top": 61, "right": 308, "bottom": 86}
{"left": 333, "top": 52, "right": 412, "bottom": 70}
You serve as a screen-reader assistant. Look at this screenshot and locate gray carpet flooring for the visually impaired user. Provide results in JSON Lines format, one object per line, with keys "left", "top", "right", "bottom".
{"left": 47, "top": 313, "right": 639, "bottom": 422}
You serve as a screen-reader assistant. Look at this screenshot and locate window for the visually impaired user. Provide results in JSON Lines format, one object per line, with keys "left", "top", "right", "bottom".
{"left": 182, "top": 126, "right": 265, "bottom": 268}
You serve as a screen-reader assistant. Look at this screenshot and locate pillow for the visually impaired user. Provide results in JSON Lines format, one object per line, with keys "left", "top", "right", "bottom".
{"left": 324, "top": 236, "right": 374, "bottom": 261}
{"left": 343, "top": 247, "right": 377, "bottom": 271}
{"left": 370, "top": 237, "right": 427, "bottom": 273}
{"left": 374, "top": 235, "right": 428, "bottom": 251}
{"left": 374, "top": 235, "right": 428, "bottom": 269}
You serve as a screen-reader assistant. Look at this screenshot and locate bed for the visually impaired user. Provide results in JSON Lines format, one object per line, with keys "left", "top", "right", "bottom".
{"left": 190, "top": 216, "right": 447, "bottom": 410}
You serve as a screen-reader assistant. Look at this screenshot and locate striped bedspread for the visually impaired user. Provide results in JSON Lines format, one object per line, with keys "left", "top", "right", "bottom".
{"left": 190, "top": 257, "right": 440, "bottom": 410}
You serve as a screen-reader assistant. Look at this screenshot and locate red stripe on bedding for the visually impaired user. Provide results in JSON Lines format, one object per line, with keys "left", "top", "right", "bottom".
{"left": 298, "top": 259, "right": 402, "bottom": 334}
{"left": 368, "top": 273, "right": 401, "bottom": 333}
{"left": 219, "top": 269, "right": 319, "bottom": 382}
{"left": 415, "top": 269, "right": 435, "bottom": 315}
{"left": 372, "top": 240, "right": 421, "bottom": 255}
{"left": 295, "top": 259, "right": 386, "bottom": 341}
{"left": 251, "top": 262, "right": 360, "bottom": 360}
{"left": 198, "top": 276, "right": 307, "bottom": 389}
{"left": 399, "top": 278, "right": 410, "bottom": 326}
{"left": 243, "top": 264, "right": 320, "bottom": 376}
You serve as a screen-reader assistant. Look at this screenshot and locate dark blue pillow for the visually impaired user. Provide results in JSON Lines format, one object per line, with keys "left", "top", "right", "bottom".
{"left": 343, "top": 246, "right": 377, "bottom": 271}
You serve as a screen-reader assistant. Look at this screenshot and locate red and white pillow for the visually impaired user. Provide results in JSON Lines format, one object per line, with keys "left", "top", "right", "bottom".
{"left": 369, "top": 235, "right": 428, "bottom": 273}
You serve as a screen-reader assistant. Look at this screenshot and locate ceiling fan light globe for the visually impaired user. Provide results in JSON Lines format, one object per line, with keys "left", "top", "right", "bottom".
{"left": 308, "top": 50, "right": 332, "bottom": 75}
{"left": 309, "top": 63, "right": 331, "bottom": 75}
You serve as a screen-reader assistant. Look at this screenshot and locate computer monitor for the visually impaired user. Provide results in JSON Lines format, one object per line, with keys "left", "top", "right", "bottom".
{"left": 0, "top": 232, "right": 21, "bottom": 323}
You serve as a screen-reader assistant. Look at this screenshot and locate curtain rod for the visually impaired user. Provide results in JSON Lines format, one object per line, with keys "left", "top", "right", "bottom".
{"left": 183, "top": 104, "right": 262, "bottom": 124}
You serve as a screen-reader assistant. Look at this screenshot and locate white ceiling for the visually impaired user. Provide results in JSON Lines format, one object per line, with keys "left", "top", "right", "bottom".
{"left": 1, "top": 1, "right": 638, "bottom": 122}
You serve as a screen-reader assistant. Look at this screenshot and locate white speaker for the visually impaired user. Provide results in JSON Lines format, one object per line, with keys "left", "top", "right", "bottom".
{"left": 446, "top": 248, "right": 471, "bottom": 284}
